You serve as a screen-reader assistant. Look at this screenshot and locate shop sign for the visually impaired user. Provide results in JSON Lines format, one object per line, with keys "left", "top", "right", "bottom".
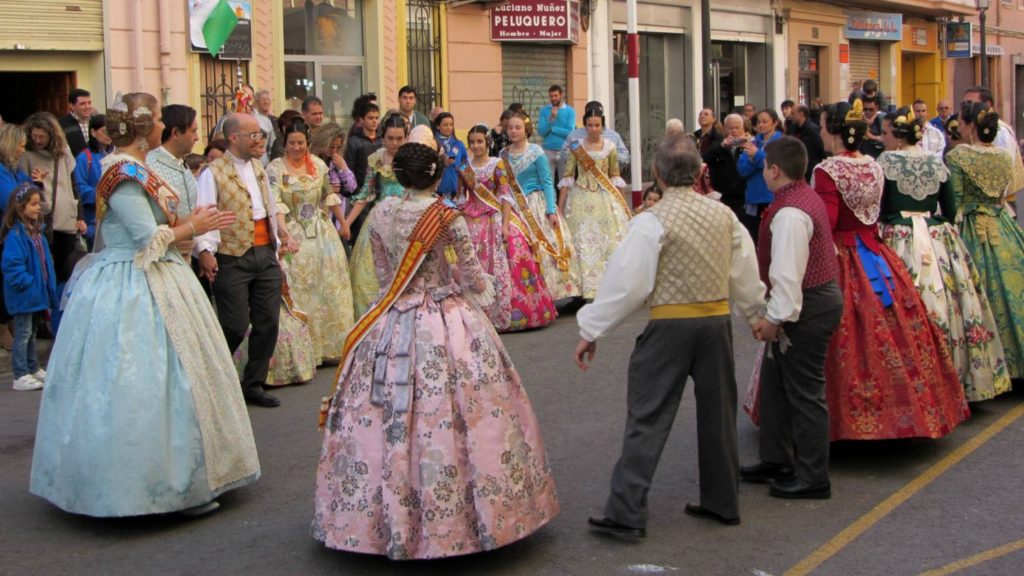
{"left": 189, "top": 0, "right": 253, "bottom": 60}
{"left": 844, "top": 12, "right": 902, "bottom": 41}
{"left": 972, "top": 44, "right": 1005, "bottom": 56}
{"left": 944, "top": 21, "right": 971, "bottom": 58}
{"left": 491, "top": 0, "right": 580, "bottom": 44}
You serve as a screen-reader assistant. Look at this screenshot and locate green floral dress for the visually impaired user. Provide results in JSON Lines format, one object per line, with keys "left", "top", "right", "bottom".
{"left": 878, "top": 148, "right": 1010, "bottom": 400}
{"left": 948, "top": 144, "right": 1024, "bottom": 379}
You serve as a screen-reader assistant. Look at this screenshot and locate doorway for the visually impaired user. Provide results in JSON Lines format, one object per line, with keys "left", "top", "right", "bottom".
{"left": 0, "top": 72, "right": 74, "bottom": 124}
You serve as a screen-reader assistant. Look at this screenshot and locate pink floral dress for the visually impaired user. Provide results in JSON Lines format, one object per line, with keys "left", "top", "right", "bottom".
{"left": 313, "top": 193, "right": 559, "bottom": 560}
{"left": 463, "top": 157, "right": 555, "bottom": 331}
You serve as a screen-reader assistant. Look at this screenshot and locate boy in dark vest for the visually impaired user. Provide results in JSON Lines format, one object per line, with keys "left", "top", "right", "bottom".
{"left": 743, "top": 136, "right": 843, "bottom": 499}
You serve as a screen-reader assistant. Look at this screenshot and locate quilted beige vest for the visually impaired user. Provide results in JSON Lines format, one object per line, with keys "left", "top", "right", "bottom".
{"left": 208, "top": 152, "right": 274, "bottom": 257}
{"left": 647, "top": 187, "right": 733, "bottom": 307}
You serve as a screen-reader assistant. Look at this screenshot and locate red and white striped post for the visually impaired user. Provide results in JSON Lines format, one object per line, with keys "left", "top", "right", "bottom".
{"left": 626, "top": 0, "right": 642, "bottom": 208}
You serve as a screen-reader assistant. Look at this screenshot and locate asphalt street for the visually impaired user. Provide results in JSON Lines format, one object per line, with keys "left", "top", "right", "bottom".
{"left": 2, "top": 309, "right": 1023, "bottom": 576}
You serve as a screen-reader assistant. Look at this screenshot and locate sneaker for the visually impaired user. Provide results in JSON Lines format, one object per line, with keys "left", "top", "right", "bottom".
{"left": 13, "top": 375, "right": 43, "bottom": 391}
{"left": 32, "top": 368, "right": 46, "bottom": 382}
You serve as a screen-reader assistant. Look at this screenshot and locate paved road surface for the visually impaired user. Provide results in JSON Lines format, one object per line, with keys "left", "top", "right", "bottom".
{"left": 2, "top": 310, "right": 1022, "bottom": 575}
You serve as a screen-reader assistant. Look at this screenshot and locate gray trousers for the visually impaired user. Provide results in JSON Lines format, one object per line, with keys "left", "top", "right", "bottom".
{"left": 758, "top": 281, "right": 844, "bottom": 484}
{"left": 604, "top": 315, "right": 739, "bottom": 528}
{"left": 213, "top": 245, "right": 282, "bottom": 395}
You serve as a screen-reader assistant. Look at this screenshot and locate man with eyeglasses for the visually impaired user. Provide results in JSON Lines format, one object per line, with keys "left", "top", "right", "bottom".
{"left": 930, "top": 100, "right": 953, "bottom": 131}
{"left": 858, "top": 96, "right": 885, "bottom": 159}
{"left": 196, "top": 113, "right": 293, "bottom": 408}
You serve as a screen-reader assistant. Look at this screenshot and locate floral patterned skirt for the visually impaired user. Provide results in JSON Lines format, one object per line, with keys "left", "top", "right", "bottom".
{"left": 462, "top": 200, "right": 514, "bottom": 331}
{"left": 234, "top": 300, "right": 315, "bottom": 386}
{"left": 521, "top": 192, "right": 580, "bottom": 301}
{"left": 503, "top": 222, "right": 557, "bottom": 332}
{"left": 825, "top": 243, "right": 969, "bottom": 440}
{"left": 959, "top": 209, "right": 1024, "bottom": 378}
{"left": 285, "top": 215, "right": 354, "bottom": 362}
{"left": 880, "top": 222, "right": 1011, "bottom": 401}
{"left": 350, "top": 209, "right": 382, "bottom": 320}
{"left": 564, "top": 186, "right": 630, "bottom": 299}
{"left": 313, "top": 291, "right": 559, "bottom": 559}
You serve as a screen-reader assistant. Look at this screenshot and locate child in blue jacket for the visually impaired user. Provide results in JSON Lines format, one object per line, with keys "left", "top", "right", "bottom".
{"left": 2, "top": 183, "right": 58, "bottom": 391}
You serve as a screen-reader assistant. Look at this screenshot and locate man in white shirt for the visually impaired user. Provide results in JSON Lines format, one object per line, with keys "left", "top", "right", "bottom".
{"left": 196, "top": 113, "right": 293, "bottom": 408}
{"left": 575, "top": 135, "right": 766, "bottom": 536}
{"left": 912, "top": 100, "right": 945, "bottom": 157}
{"left": 742, "top": 137, "right": 843, "bottom": 499}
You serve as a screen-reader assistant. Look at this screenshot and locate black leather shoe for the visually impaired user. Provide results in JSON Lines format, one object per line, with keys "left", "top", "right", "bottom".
{"left": 740, "top": 461, "right": 795, "bottom": 484}
{"left": 244, "top": 389, "right": 281, "bottom": 408}
{"left": 769, "top": 477, "right": 831, "bottom": 500}
{"left": 684, "top": 503, "right": 740, "bottom": 526}
{"left": 587, "top": 516, "right": 646, "bottom": 538}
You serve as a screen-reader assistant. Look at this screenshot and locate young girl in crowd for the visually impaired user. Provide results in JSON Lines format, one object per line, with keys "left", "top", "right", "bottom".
{"left": 433, "top": 112, "right": 467, "bottom": 201}
{"left": 2, "top": 183, "right": 57, "bottom": 391}
{"left": 636, "top": 185, "right": 662, "bottom": 213}
{"left": 461, "top": 124, "right": 555, "bottom": 331}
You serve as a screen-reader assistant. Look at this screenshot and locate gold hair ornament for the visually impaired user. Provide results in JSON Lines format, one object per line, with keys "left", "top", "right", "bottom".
{"left": 846, "top": 99, "right": 864, "bottom": 123}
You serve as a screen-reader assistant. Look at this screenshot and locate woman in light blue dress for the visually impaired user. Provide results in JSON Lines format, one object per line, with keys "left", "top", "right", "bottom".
{"left": 30, "top": 93, "right": 259, "bottom": 517}
{"left": 501, "top": 111, "right": 579, "bottom": 300}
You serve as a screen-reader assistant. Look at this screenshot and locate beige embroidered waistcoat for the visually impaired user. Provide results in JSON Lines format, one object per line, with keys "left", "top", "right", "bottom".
{"left": 647, "top": 187, "right": 733, "bottom": 307}
{"left": 208, "top": 153, "right": 275, "bottom": 257}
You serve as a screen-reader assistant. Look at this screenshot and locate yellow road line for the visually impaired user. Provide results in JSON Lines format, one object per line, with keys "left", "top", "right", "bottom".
{"left": 918, "top": 539, "right": 1024, "bottom": 576}
{"left": 785, "top": 401, "right": 1024, "bottom": 576}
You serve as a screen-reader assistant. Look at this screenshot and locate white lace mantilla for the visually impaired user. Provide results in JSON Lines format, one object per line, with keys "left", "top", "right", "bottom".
{"left": 817, "top": 155, "right": 884, "bottom": 225}
{"left": 877, "top": 149, "right": 949, "bottom": 201}
{"left": 505, "top": 143, "right": 545, "bottom": 175}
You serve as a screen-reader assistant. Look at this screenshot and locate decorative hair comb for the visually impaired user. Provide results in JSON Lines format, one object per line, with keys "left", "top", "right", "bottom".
{"left": 845, "top": 99, "right": 864, "bottom": 124}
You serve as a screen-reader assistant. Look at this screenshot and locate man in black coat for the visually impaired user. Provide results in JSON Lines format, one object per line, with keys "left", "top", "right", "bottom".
{"left": 790, "top": 105, "right": 825, "bottom": 182}
{"left": 58, "top": 88, "right": 93, "bottom": 158}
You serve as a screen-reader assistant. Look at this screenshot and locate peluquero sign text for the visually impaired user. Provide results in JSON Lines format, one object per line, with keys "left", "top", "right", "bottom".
{"left": 491, "top": 0, "right": 580, "bottom": 44}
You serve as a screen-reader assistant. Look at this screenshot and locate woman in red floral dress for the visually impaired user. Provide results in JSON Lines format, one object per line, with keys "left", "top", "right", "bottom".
{"left": 814, "top": 100, "right": 968, "bottom": 441}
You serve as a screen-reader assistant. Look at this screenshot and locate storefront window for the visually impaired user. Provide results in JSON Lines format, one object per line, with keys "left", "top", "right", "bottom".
{"left": 798, "top": 45, "right": 820, "bottom": 107}
{"left": 613, "top": 31, "right": 686, "bottom": 183}
{"left": 282, "top": 0, "right": 365, "bottom": 126}
{"left": 283, "top": 0, "right": 363, "bottom": 57}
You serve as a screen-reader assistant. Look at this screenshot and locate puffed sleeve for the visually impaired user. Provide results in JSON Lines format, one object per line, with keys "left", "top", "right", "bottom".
{"left": 266, "top": 161, "right": 290, "bottom": 215}
{"left": 107, "top": 181, "right": 175, "bottom": 268}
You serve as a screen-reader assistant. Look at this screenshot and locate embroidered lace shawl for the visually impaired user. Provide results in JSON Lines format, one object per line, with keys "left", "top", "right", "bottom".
{"left": 877, "top": 149, "right": 949, "bottom": 201}
{"left": 947, "top": 144, "right": 1013, "bottom": 199}
{"left": 817, "top": 155, "right": 884, "bottom": 225}
{"left": 505, "top": 143, "right": 546, "bottom": 175}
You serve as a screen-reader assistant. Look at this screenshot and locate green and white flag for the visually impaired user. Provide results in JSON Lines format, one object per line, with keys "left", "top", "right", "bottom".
{"left": 202, "top": 0, "right": 239, "bottom": 58}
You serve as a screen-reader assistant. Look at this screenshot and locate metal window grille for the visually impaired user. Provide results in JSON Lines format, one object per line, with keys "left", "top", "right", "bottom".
{"left": 406, "top": 0, "right": 443, "bottom": 115}
{"left": 201, "top": 55, "right": 249, "bottom": 140}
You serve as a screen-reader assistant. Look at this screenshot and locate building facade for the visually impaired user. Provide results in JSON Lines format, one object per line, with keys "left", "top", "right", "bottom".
{"left": 6, "top": 0, "right": 1024, "bottom": 154}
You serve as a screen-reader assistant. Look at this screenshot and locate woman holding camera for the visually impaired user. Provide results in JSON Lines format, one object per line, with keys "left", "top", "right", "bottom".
{"left": 736, "top": 109, "right": 784, "bottom": 242}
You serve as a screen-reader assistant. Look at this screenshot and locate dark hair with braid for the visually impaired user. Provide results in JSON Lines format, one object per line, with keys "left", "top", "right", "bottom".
{"left": 884, "top": 106, "right": 924, "bottom": 145}
{"left": 824, "top": 100, "right": 868, "bottom": 152}
{"left": 960, "top": 101, "right": 1000, "bottom": 144}
{"left": 393, "top": 142, "right": 444, "bottom": 189}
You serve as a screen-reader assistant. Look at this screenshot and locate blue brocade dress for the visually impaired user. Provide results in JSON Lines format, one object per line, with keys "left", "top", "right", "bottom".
{"left": 30, "top": 156, "right": 260, "bottom": 517}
